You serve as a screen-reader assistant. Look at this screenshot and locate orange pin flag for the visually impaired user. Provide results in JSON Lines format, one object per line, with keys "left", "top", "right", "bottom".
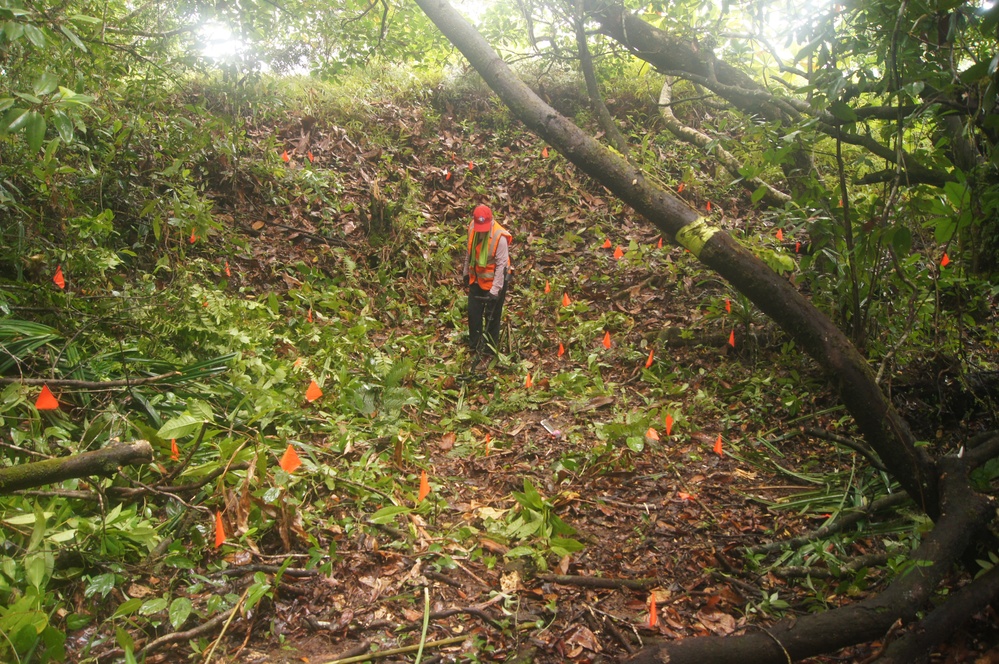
{"left": 189, "top": 229, "right": 197, "bottom": 244}
{"left": 602, "top": 331, "right": 612, "bottom": 349}
{"left": 602, "top": 238, "right": 611, "bottom": 249}
{"left": 648, "top": 593, "right": 658, "bottom": 627}
{"left": 729, "top": 330, "right": 736, "bottom": 347}
{"left": 706, "top": 201, "right": 713, "bottom": 212}
{"left": 281, "top": 150, "right": 290, "bottom": 162}
{"left": 444, "top": 169, "right": 451, "bottom": 180}
{"left": 418, "top": 469, "right": 431, "bottom": 502}
{"left": 544, "top": 280, "right": 551, "bottom": 293}
{"left": 940, "top": 253, "right": 950, "bottom": 267}
{"left": 307, "top": 307, "right": 313, "bottom": 323}
{"left": 562, "top": 293, "right": 571, "bottom": 307}
{"left": 170, "top": 439, "right": 179, "bottom": 461}
{"left": 646, "top": 427, "right": 659, "bottom": 441}
{"left": 542, "top": 146, "right": 549, "bottom": 158}
{"left": 776, "top": 228, "right": 784, "bottom": 241}
{"left": 525, "top": 373, "right": 533, "bottom": 389}
{"left": 677, "top": 182, "right": 685, "bottom": 193}
{"left": 307, "top": 150, "right": 314, "bottom": 163}
{"left": 485, "top": 433, "right": 492, "bottom": 455}
{"left": 35, "top": 385, "right": 59, "bottom": 410}
{"left": 645, "top": 348, "right": 654, "bottom": 368}
{"left": 664, "top": 413, "right": 674, "bottom": 436}
{"left": 280, "top": 444, "right": 302, "bottom": 473}
{"left": 468, "top": 161, "right": 474, "bottom": 170}
{"left": 305, "top": 380, "right": 323, "bottom": 402}
{"left": 725, "top": 299, "right": 731, "bottom": 313}
{"left": 224, "top": 260, "right": 231, "bottom": 277}
{"left": 558, "top": 342, "right": 565, "bottom": 358}
{"left": 293, "top": 357, "right": 303, "bottom": 369}
{"left": 214, "top": 511, "right": 226, "bottom": 548}
{"left": 795, "top": 241, "right": 801, "bottom": 253}
{"left": 657, "top": 237, "right": 663, "bottom": 249}
{"left": 714, "top": 434, "right": 724, "bottom": 456}
{"left": 53, "top": 265, "right": 65, "bottom": 289}
{"left": 613, "top": 245, "right": 624, "bottom": 260}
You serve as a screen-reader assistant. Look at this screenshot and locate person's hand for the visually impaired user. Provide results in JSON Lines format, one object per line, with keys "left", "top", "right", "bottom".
{"left": 485, "top": 291, "right": 499, "bottom": 302}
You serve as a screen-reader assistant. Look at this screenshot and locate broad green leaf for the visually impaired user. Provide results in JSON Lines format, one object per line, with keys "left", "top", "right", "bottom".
{"left": 112, "top": 598, "right": 143, "bottom": 618}
{"left": 3, "top": 21, "right": 24, "bottom": 41}
{"left": 828, "top": 101, "right": 858, "bottom": 122}
{"left": 70, "top": 13, "right": 102, "bottom": 24}
{"left": 187, "top": 399, "right": 213, "bottom": 422}
{"left": 751, "top": 185, "right": 768, "bottom": 204}
{"left": 23, "top": 23, "right": 44, "bottom": 47}
{"left": 14, "top": 91, "right": 43, "bottom": 104}
{"left": 33, "top": 72, "right": 59, "bottom": 96}
{"left": 157, "top": 412, "right": 201, "bottom": 439}
{"left": 139, "top": 597, "right": 168, "bottom": 616}
{"left": 168, "top": 597, "right": 192, "bottom": 630}
{"left": 59, "top": 24, "right": 87, "bottom": 52}
{"left": 6, "top": 108, "right": 31, "bottom": 132}
{"left": 25, "top": 111, "right": 46, "bottom": 152}
{"left": 368, "top": 505, "right": 411, "bottom": 524}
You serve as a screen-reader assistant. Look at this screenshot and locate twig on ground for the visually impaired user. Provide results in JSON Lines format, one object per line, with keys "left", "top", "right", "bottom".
{"left": 536, "top": 574, "right": 656, "bottom": 590}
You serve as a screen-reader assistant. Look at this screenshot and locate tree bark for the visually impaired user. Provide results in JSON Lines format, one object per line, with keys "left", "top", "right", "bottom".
{"left": 413, "top": 0, "right": 937, "bottom": 517}
{"left": 0, "top": 440, "right": 154, "bottom": 493}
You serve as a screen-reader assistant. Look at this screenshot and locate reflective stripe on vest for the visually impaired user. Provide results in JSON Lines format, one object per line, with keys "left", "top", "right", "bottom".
{"left": 467, "top": 221, "right": 512, "bottom": 291}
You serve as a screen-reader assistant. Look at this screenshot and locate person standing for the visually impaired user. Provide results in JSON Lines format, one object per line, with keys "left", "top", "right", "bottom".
{"left": 464, "top": 204, "right": 512, "bottom": 358}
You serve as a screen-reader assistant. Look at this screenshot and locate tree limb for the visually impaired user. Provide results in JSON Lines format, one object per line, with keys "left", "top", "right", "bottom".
{"left": 0, "top": 440, "right": 153, "bottom": 494}
{"left": 0, "top": 372, "right": 179, "bottom": 388}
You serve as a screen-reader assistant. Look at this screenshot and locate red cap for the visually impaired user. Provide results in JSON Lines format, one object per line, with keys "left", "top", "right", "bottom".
{"left": 472, "top": 205, "right": 493, "bottom": 232}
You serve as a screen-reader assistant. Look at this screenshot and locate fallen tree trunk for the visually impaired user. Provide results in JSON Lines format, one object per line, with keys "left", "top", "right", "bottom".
{"left": 0, "top": 440, "right": 154, "bottom": 494}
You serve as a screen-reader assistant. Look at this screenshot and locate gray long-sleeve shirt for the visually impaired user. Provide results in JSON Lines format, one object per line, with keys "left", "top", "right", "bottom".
{"left": 463, "top": 234, "right": 510, "bottom": 295}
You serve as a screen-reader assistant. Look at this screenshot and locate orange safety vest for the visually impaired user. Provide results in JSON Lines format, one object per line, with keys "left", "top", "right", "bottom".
{"left": 467, "top": 220, "right": 512, "bottom": 291}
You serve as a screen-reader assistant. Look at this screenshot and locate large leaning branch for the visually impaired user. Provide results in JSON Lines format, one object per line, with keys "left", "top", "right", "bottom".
{"left": 413, "top": 0, "right": 937, "bottom": 516}
{"left": 0, "top": 440, "right": 154, "bottom": 494}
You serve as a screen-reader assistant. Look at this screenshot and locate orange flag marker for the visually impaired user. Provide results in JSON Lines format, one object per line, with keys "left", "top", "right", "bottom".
{"left": 714, "top": 434, "right": 724, "bottom": 456}
{"left": 795, "top": 241, "right": 801, "bottom": 253}
{"left": 558, "top": 342, "right": 565, "bottom": 358}
{"left": 645, "top": 348, "right": 654, "bottom": 368}
{"left": 170, "top": 439, "right": 180, "bottom": 461}
{"left": 281, "top": 150, "right": 290, "bottom": 162}
{"left": 542, "top": 146, "right": 549, "bottom": 158}
{"left": 940, "top": 253, "right": 950, "bottom": 267}
{"left": 776, "top": 228, "right": 784, "bottom": 241}
{"left": 525, "top": 373, "right": 533, "bottom": 389}
{"left": 562, "top": 293, "right": 571, "bottom": 307}
{"left": 189, "top": 229, "right": 197, "bottom": 244}
{"left": 728, "top": 330, "right": 736, "bottom": 347}
{"left": 444, "top": 169, "right": 451, "bottom": 180}
{"left": 613, "top": 245, "right": 624, "bottom": 260}
{"left": 646, "top": 427, "right": 659, "bottom": 441}
{"left": 35, "top": 385, "right": 59, "bottom": 410}
{"left": 305, "top": 380, "right": 323, "bottom": 402}
{"left": 602, "top": 238, "right": 611, "bottom": 249}
{"left": 657, "top": 237, "right": 663, "bottom": 249}
{"left": 224, "top": 260, "right": 231, "bottom": 277}
{"left": 280, "top": 444, "right": 302, "bottom": 473}
{"left": 677, "top": 182, "right": 685, "bottom": 193}
{"left": 418, "top": 470, "right": 431, "bottom": 502}
{"left": 544, "top": 280, "right": 551, "bottom": 293}
{"left": 293, "top": 357, "right": 303, "bottom": 369}
{"left": 664, "top": 413, "right": 674, "bottom": 436}
{"left": 214, "top": 511, "right": 226, "bottom": 548}
{"left": 485, "top": 433, "right": 492, "bottom": 455}
{"left": 725, "top": 299, "right": 731, "bottom": 313}
{"left": 307, "top": 150, "right": 314, "bottom": 163}
{"left": 602, "top": 331, "right": 612, "bottom": 349}
{"left": 706, "top": 201, "right": 713, "bottom": 212}
{"left": 307, "top": 307, "right": 313, "bottom": 323}
{"left": 53, "top": 266, "right": 65, "bottom": 289}
{"left": 468, "top": 161, "right": 474, "bottom": 170}
{"left": 648, "top": 594, "right": 658, "bottom": 627}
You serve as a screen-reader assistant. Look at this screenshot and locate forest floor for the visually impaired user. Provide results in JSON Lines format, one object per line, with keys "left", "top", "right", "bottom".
{"left": 132, "top": 97, "right": 999, "bottom": 664}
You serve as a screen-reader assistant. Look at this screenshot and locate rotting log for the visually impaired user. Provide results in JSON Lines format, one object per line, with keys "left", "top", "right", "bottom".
{"left": 0, "top": 440, "right": 154, "bottom": 494}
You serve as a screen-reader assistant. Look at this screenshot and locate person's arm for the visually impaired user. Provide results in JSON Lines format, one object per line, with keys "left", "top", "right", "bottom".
{"left": 489, "top": 236, "right": 509, "bottom": 295}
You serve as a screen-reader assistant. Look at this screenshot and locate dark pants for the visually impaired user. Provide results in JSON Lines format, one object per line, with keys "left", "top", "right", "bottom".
{"left": 468, "top": 281, "right": 508, "bottom": 354}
